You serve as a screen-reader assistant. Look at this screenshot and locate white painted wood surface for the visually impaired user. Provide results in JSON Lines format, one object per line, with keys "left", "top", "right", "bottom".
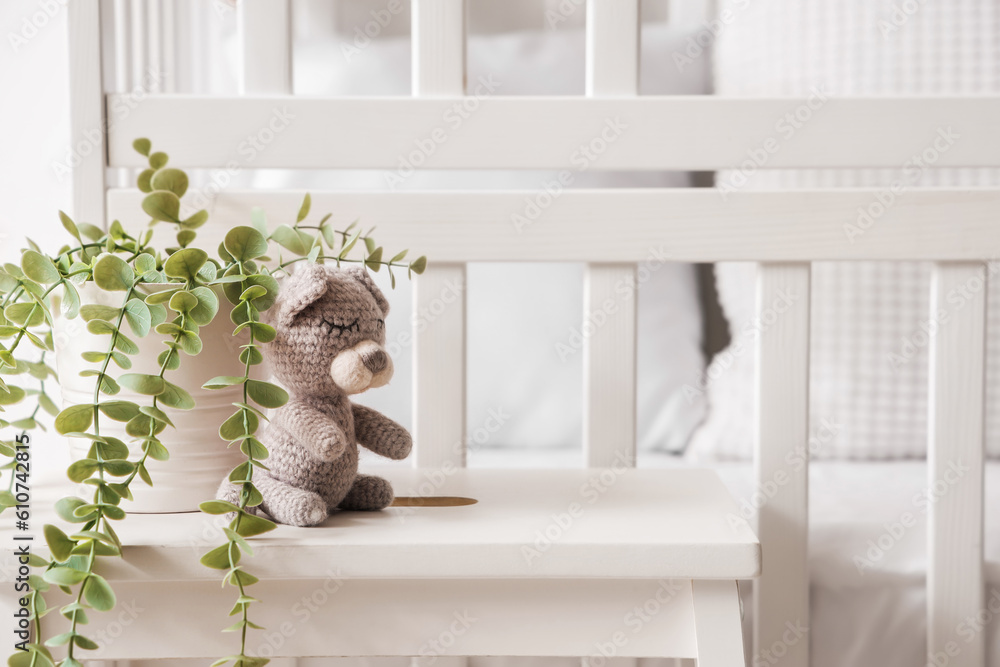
{"left": 583, "top": 1, "right": 639, "bottom": 470}
{"left": 754, "top": 263, "right": 811, "bottom": 667}
{"left": 67, "top": 1, "right": 106, "bottom": 226}
{"left": 238, "top": 0, "right": 293, "bottom": 94}
{"left": 35, "top": 578, "right": 699, "bottom": 661}
{"left": 106, "top": 188, "right": 1000, "bottom": 262}
{"left": 7, "top": 468, "right": 759, "bottom": 583}
{"left": 411, "top": 0, "right": 468, "bottom": 471}
{"left": 928, "top": 262, "right": 987, "bottom": 667}
{"left": 692, "top": 580, "right": 747, "bottom": 667}
{"left": 105, "top": 96, "right": 999, "bottom": 169}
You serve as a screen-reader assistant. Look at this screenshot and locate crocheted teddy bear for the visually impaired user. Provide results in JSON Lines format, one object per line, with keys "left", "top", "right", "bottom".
{"left": 218, "top": 263, "right": 411, "bottom": 526}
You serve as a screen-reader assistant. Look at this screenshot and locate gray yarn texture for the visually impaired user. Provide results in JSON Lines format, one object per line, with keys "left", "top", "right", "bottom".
{"left": 218, "top": 264, "right": 412, "bottom": 526}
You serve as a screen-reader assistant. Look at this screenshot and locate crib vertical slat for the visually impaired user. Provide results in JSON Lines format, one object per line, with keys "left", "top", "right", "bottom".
{"left": 928, "top": 262, "right": 986, "bottom": 667}
{"left": 67, "top": 0, "right": 106, "bottom": 227}
{"left": 412, "top": 0, "right": 468, "bottom": 470}
{"left": 583, "top": 0, "right": 639, "bottom": 468}
{"left": 238, "top": 0, "right": 293, "bottom": 94}
{"left": 754, "top": 263, "right": 810, "bottom": 667}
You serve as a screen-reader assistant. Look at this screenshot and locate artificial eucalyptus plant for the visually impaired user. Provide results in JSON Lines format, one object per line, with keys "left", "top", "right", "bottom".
{"left": 2, "top": 138, "right": 425, "bottom": 667}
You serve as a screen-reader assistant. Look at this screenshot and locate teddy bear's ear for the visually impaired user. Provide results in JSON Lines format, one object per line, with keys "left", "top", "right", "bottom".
{"left": 346, "top": 266, "right": 390, "bottom": 316}
{"left": 274, "top": 263, "right": 328, "bottom": 328}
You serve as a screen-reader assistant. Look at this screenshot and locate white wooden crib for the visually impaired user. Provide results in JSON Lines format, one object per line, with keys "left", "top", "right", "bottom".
{"left": 54, "top": 1, "right": 999, "bottom": 665}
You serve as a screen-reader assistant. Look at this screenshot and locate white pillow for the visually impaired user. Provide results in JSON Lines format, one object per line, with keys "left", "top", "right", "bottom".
{"left": 688, "top": 0, "right": 1000, "bottom": 460}
{"left": 261, "top": 25, "right": 712, "bottom": 454}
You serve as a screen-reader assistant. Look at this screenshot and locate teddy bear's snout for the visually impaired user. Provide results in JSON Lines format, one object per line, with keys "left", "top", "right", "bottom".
{"left": 330, "top": 340, "right": 394, "bottom": 394}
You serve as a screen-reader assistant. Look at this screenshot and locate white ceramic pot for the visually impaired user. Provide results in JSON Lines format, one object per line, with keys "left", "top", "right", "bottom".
{"left": 52, "top": 283, "right": 267, "bottom": 513}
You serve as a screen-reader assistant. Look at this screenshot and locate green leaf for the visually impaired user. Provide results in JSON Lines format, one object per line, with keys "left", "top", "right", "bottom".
{"left": 73, "top": 635, "right": 99, "bottom": 650}
{"left": 140, "top": 437, "right": 170, "bottom": 461}
{"left": 220, "top": 409, "right": 259, "bottom": 441}
{"left": 143, "top": 286, "right": 181, "bottom": 305}
{"left": 339, "top": 229, "right": 362, "bottom": 259}
{"left": 80, "top": 304, "right": 120, "bottom": 322}
{"left": 234, "top": 512, "right": 277, "bottom": 537}
{"left": 240, "top": 437, "right": 269, "bottom": 460}
{"left": 246, "top": 380, "right": 288, "bottom": 409}
{"left": 297, "top": 193, "right": 312, "bottom": 222}
{"left": 61, "top": 281, "right": 81, "bottom": 318}
{"left": 239, "top": 285, "right": 267, "bottom": 302}
{"left": 223, "top": 274, "right": 279, "bottom": 311}
{"left": 270, "top": 225, "right": 308, "bottom": 255}
{"left": 5, "top": 303, "right": 43, "bottom": 327}
{"left": 133, "top": 138, "right": 151, "bottom": 156}
{"left": 164, "top": 248, "right": 208, "bottom": 280}
{"left": 59, "top": 210, "right": 82, "bottom": 243}
{"left": 178, "top": 330, "right": 202, "bottom": 356}
{"left": 182, "top": 210, "right": 209, "bottom": 229}
{"left": 188, "top": 286, "right": 219, "bottom": 326}
{"left": 409, "top": 255, "right": 427, "bottom": 274}
{"left": 203, "top": 376, "right": 246, "bottom": 389}
{"left": 124, "top": 298, "right": 151, "bottom": 337}
{"left": 148, "top": 151, "right": 169, "bottom": 169}
{"left": 42, "top": 567, "right": 87, "bottom": 586}
{"left": 81, "top": 573, "right": 116, "bottom": 611}
{"left": 137, "top": 168, "right": 154, "bottom": 193}
{"left": 224, "top": 226, "right": 269, "bottom": 262}
{"left": 139, "top": 405, "right": 174, "bottom": 427}
{"left": 239, "top": 345, "right": 264, "bottom": 366}
{"left": 200, "top": 543, "right": 238, "bottom": 570}
{"left": 134, "top": 253, "right": 157, "bottom": 274}
{"left": 93, "top": 254, "right": 134, "bottom": 291}
{"left": 157, "top": 347, "right": 180, "bottom": 371}
{"left": 0, "top": 385, "right": 25, "bottom": 406}
{"left": 20, "top": 250, "right": 60, "bottom": 284}
{"left": 98, "top": 401, "right": 141, "bottom": 423}
{"left": 85, "top": 319, "right": 117, "bottom": 336}
{"left": 168, "top": 290, "right": 198, "bottom": 313}
{"left": 43, "top": 525, "right": 75, "bottom": 562}
{"left": 142, "top": 191, "right": 181, "bottom": 223}
{"left": 66, "top": 459, "right": 98, "bottom": 483}
{"left": 390, "top": 249, "right": 409, "bottom": 263}
{"left": 150, "top": 168, "right": 188, "bottom": 197}
{"left": 55, "top": 405, "right": 93, "bottom": 434}
{"left": 55, "top": 498, "right": 95, "bottom": 523}
{"left": 76, "top": 222, "right": 103, "bottom": 242}
{"left": 365, "top": 246, "right": 384, "bottom": 272}
{"left": 200, "top": 500, "right": 240, "bottom": 515}
{"left": 117, "top": 373, "right": 166, "bottom": 396}
{"left": 159, "top": 381, "right": 195, "bottom": 410}
{"left": 177, "top": 229, "right": 197, "bottom": 247}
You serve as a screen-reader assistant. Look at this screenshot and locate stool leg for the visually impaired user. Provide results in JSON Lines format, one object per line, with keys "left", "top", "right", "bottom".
{"left": 692, "top": 580, "right": 746, "bottom": 667}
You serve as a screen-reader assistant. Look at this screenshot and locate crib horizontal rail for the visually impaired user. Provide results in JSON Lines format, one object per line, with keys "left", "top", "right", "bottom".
{"left": 108, "top": 187, "right": 1000, "bottom": 261}
{"left": 105, "top": 95, "right": 1000, "bottom": 170}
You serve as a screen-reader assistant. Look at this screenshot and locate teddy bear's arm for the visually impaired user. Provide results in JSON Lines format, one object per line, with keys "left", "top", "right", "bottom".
{"left": 352, "top": 404, "right": 412, "bottom": 461}
{"left": 280, "top": 401, "right": 350, "bottom": 462}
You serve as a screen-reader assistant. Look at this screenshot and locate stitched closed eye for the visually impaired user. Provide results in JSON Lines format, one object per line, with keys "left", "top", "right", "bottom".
{"left": 321, "top": 317, "right": 360, "bottom": 337}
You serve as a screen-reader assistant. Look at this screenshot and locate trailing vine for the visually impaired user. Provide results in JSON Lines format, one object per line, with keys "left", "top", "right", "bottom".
{"left": 4, "top": 139, "right": 424, "bottom": 667}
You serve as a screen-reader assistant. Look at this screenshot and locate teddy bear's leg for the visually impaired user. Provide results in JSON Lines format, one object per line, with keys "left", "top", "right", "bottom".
{"left": 253, "top": 474, "right": 329, "bottom": 527}
{"left": 338, "top": 474, "right": 394, "bottom": 511}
